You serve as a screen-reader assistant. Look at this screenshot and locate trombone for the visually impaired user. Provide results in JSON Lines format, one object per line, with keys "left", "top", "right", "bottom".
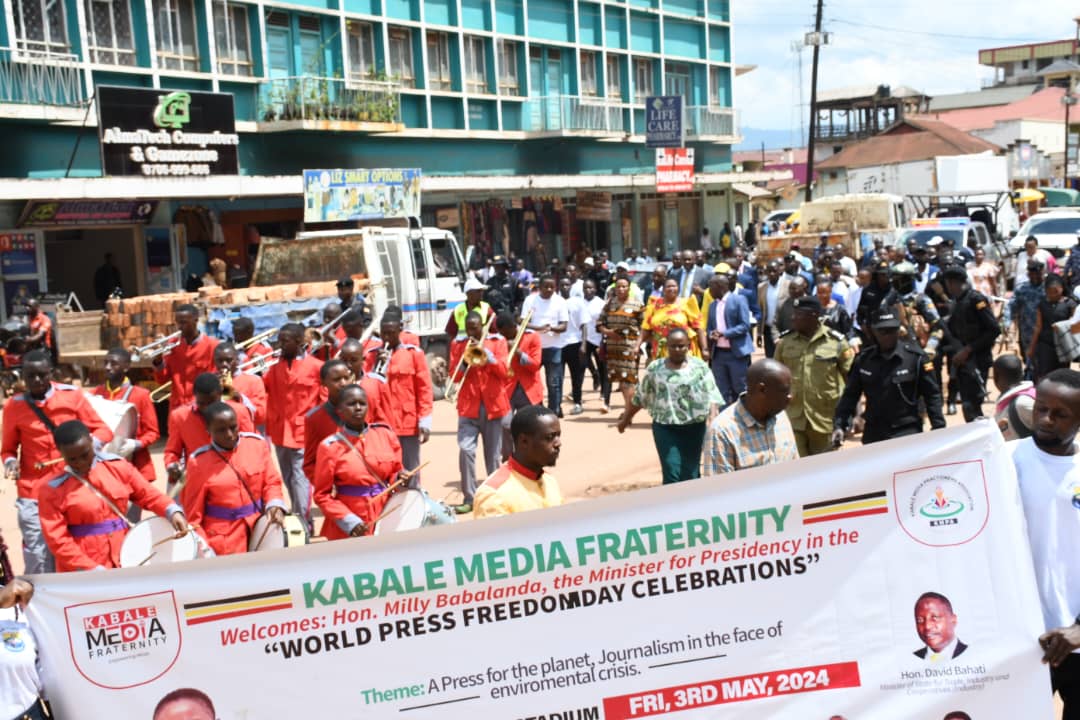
{"left": 131, "top": 331, "right": 181, "bottom": 362}
{"left": 443, "top": 325, "right": 490, "bottom": 403}
{"left": 236, "top": 328, "right": 275, "bottom": 351}
{"left": 236, "top": 349, "right": 282, "bottom": 375}
{"left": 149, "top": 382, "right": 172, "bottom": 403}
{"left": 505, "top": 309, "right": 533, "bottom": 376}
{"left": 305, "top": 313, "right": 347, "bottom": 354}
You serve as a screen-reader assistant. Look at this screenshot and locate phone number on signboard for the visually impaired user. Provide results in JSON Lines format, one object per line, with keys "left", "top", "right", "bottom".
{"left": 140, "top": 164, "right": 212, "bottom": 176}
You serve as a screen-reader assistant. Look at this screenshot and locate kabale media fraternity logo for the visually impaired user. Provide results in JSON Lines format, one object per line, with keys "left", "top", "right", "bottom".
{"left": 894, "top": 461, "right": 989, "bottom": 547}
{"left": 153, "top": 91, "right": 191, "bottom": 130}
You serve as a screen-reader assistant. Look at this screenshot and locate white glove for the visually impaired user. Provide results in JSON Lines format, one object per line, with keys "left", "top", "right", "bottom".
{"left": 3, "top": 458, "right": 17, "bottom": 479}
{"left": 118, "top": 438, "right": 139, "bottom": 459}
{"left": 485, "top": 349, "right": 497, "bottom": 364}
{"left": 518, "top": 351, "right": 530, "bottom": 366}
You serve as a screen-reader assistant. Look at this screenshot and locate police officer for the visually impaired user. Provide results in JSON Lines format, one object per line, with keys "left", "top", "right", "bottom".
{"left": 832, "top": 308, "right": 945, "bottom": 446}
{"left": 855, "top": 259, "right": 896, "bottom": 338}
{"left": 486, "top": 255, "right": 520, "bottom": 314}
{"left": 941, "top": 262, "right": 1000, "bottom": 421}
{"left": 775, "top": 296, "right": 854, "bottom": 456}
{"left": 890, "top": 261, "right": 944, "bottom": 360}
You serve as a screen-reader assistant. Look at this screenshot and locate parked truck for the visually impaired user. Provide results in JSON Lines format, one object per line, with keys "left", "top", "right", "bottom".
{"left": 758, "top": 193, "right": 906, "bottom": 262}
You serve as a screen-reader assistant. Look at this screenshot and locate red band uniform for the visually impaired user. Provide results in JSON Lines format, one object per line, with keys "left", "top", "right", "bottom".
{"left": 450, "top": 333, "right": 510, "bottom": 506}
{"left": 301, "top": 375, "right": 388, "bottom": 482}
{"left": 91, "top": 380, "right": 159, "bottom": 482}
{"left": 154, "top": 334, "right": 220, "bottom": 411}
{"left": 262, "top": 353, "right": 323, "bottom": 526}
{"left": 313, "top": 426, "right": 402, "bottom": 539}
{"left": 230, "top": 372, "right": 268, "bottom": 428}
{"left": 241, "top": 341, "right": 275, "bottom": 364}
{"left": 501, "top": 329, "right": 543, "bottom": 457}
{"left": 164, "top": 399, "right": 254, "bottom": 469}
{"left": 38, "top": 455, "right": 181, "bottom": 572}
{"left": 181, "top": 433, "right": 286, "bottom": 555}
{"left": 362, "top": 339, "right": 432, "bottom": 471}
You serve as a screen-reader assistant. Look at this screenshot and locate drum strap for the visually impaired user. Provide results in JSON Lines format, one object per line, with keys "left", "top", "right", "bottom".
{"left": 120, "top": 384, "right": 134, "bottom": 403}
{"left": 69, "top": 472, "right": 132, "bottom": 530}
{"left": 333, "top": 432, "right": 390, "bottom": 487}
{"left": 212, "top": 448, "right": 263, "bottom": 515}
{"left": 24, "top": 395, "right": 57, "bottom": 433}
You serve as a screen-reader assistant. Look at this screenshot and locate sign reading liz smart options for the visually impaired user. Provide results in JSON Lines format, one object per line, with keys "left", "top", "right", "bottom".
{"left": 97, "top": 86, "right": 240, "bottom": 177}
{"left": 645, "top": 96, "right": 684, "bottom": 148}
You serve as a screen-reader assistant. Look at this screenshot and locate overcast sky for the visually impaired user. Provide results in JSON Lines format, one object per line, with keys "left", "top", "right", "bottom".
{"left": 733, "top": 0, "right": 1079, "bottom": 141}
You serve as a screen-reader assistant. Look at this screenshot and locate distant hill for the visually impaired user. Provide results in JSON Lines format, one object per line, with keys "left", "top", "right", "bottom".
{"left": 735, "top": 127, "right": 803, "bottom": 152}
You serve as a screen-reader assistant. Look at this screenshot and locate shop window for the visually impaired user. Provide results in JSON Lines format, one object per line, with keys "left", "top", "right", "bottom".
{"left": 580, "top": 50, "right": 598, "bottom": 96}
{"left": 389, "top": 27, "right": 414, "bottom": 87}
{"left": 347, "top": 20, "right": 375, "bottom": 82}
{"left": 633, "top": 57, "right": 653, "bottom": 104}
{"left": 12, "top": 0, "right": 70, "bottom": 55}
{"left": 464, "top": 35, "right": 487, "bottom": 93}
{"left": 154, "top": 0, "right": 199, "bottom": 71}
{"left": 426, "top": 31, "right": 452, "bottom": 91}
{"left": 213, "top": 1, "right": 252, "bottom": 76}
{"left": 497, "top": 39, "right": 518, "bottom": 95}
{"left": 606, "top": 54, "right": 621, "bottom": 99}
{"left": 86, "top": 0, "right": 135, "bottom": 65}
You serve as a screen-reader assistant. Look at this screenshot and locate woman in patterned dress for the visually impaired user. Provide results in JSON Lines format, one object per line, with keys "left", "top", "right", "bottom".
{"left": 597, "top": 277, "right": 645, "bottom": 412}
{"left": 639, "top": 278, "right": 707, "bottom": 360}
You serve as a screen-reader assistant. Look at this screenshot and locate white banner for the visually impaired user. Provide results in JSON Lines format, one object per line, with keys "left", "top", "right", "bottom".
{"left": 29, "top": 421, "right": 1053, "bottom": 719}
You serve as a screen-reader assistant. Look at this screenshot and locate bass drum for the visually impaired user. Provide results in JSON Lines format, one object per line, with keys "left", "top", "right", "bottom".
{"left": 374, "top": 489, "right": 455, "bottom": 535}
{"left": 249, "top": 513, "right": 308, "bottom": 551}
{"left": 86, "top": 394, "right": 137, "bottom": 455}
{"left": 119, "top": 517, "right": 200, "bottom": 567}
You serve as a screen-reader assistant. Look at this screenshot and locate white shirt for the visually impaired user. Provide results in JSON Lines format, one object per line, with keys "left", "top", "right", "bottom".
{"left": 847, "top": 285, "right": 865, "bottom": 329}
{"left": 838, "top": 256, "right": 858, "bottom": 277}
{"left": 563, "top": 295, "right": 587, "bottom": 345}
{"left": 765, "top": 282, "right": 780, "bottom": 326}
{"left": 1014, "top": 249, "right": 1052, "bottom": 287}
{"left": 713, "top": 296, "right": 730, "bottom": 349}
{"left": 914, "top": 265, "right": 931, "bottom": 294}
{"left": 0, "top": 608, "right": 42, "bottom": 717}
{"left": 584, "top": 296, "right": 605, "bottom": 346}
{"left": 570, "top": 279, "right": 584, "bottom": 299}
{"left": 1008, "top": 437, "right": 1080, "bottom": 637}
{"left": 918, "top": 636, "right": 960, "bottom": 663}
{"left": 522, "top": 293, "right": 570, "bottom": 349}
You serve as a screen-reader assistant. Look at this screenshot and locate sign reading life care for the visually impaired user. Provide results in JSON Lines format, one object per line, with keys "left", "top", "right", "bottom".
{"left": 29, "top": 422, "right": 1052, "bottom": 718}
{"left": 645, "top": 96, "right": 684, "bottom": 148}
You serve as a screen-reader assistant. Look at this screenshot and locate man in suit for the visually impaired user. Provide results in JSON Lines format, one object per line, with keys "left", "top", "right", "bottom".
{"left": 674, "top": 251, "right": 711, "bottom": 303}
{"left": 913, "top": 592, "right": 968, "bottom": 662}
{"left": 758, "top": 260, "right": 791, "bottom": 358}
{"left": 706, "top": 274, "right": 753, "bottom": 406}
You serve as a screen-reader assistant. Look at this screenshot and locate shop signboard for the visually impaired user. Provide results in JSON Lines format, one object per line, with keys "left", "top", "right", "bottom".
{"left": 656, "top": 148, "right": 695, "bottom": 193}
{"left": 97, "top": 85, "right": 240, "bottom": 177}
{"left": 645, "top": 96, "right": 684, "bottom": 148}
{"left": 303, "top": 168, "right": 422, "bottom": 223}
{"left": 17, "top": 200, "right": 158, "bottom": 228}
{"left": 576, "top": 191, "right": 613, "bottom": 222}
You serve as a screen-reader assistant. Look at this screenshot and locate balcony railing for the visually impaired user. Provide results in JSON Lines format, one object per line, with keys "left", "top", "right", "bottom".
{"left": 0, "top": 47, "right": 85, "bottom": 107}
{"left": 523, "top": 95, "right": 626, "bottom": 133}
{"left": 259, "top": 76, "right": 401, "bottom": 124}
{"left": 685, "top": 106, "right": 738, "bottom": 139}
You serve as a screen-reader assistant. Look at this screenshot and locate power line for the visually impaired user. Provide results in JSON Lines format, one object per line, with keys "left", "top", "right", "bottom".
{"left": 830, "top": 19, "right": 1047, "bottom": 43}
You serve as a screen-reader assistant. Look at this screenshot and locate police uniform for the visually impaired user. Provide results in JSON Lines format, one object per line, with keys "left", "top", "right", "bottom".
{"left": 834, "top": 309, "right": 946, "bottom": 444}
{"left": 774, "top": 296, "right": 854, "bottom": 456}
{"left": 942, "top": 265, "right": 1000, "bottom": 422}
{"left": 855, "top": 260, "right": 897, "bottom": 336}
{"left": 891, "top": 262, "right": 944, "bottom": 359}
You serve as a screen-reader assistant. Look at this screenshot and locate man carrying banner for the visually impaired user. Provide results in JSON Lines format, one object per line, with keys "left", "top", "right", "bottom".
{"left": 474, "top": 404, "right": 562, "bottom": 518}
{"left": 1007, "top": 368, "right": 1080, "bottom": 717}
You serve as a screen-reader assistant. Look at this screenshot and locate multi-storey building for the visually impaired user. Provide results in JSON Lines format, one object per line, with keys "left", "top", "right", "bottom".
{"left": 0, "top": 0, "right": 782, "bottom": 313}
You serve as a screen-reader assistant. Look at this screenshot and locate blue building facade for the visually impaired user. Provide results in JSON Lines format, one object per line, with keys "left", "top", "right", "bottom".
{"left": 0, "top": 0, "right": 754, "bottom": 314}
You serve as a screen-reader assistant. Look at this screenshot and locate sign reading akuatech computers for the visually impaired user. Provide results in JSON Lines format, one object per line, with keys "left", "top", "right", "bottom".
{"left": 97, "top": 86, "right": 240, "bottom": 177}
{"left": 29, "top": 422, "right": 1053, "bottom": 718}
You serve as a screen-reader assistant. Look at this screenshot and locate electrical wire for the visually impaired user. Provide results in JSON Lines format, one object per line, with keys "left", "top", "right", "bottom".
{"left": 830, "top": 19, "right": 1049, "bottom": 43}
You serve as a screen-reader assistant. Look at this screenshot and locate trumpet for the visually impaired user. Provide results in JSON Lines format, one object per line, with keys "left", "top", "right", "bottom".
{"left": 149, "top": 381, "right": 173, "bottom": 403}
{"left": 505, "top": 309, "right": 533, "bottom": 375}
{"left": 236, "top": 349, "right": 282, "bottom": 375}
{"left": 236, "top": 328, "right": 275, "bottom": 351}
{"left": 221, "top": 371, "right": 242, "bottom": 402}
{"left": 305, "top": 312, "right": 347, "bottom": 354}
{"left": 444, "top": 325, "right": 490, "bottom": 403}
{"left": 131, "top": 331, "right": 182, "bottom": 362}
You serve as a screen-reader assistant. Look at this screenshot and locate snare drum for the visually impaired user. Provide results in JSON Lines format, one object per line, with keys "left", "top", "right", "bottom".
{"left": 119, "top": 517, "right": 200, "bottom": 567}
{"left": 374, "top": 489, "right": 456, "bottom": 535}
{"left": 249, "top": 513, "right": 309, "bottom": 552}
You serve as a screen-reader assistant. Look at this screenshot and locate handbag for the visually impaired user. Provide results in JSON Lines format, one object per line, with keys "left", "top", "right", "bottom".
{"left": 1052, "top": 319, "right": 1080, "bottom": 363}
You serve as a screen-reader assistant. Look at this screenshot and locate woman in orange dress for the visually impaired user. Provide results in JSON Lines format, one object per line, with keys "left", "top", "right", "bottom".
{"left": 639, "top": 278, "right": 707, "bottom": 361}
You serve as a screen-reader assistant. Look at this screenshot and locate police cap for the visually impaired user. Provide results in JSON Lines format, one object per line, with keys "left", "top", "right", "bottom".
{"left": 792, "top": 295, "right": 822, "bottom": 314}
{"left": 870, "top": 308, "right": 901, "bottom": 330}
{"left": 939, "top": 263, "right": 968, "bottom": 280}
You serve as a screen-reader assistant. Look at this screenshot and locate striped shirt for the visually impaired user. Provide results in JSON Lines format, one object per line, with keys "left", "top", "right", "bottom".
{"left": 703, "top": 395, "right": 799, "bottom": 476}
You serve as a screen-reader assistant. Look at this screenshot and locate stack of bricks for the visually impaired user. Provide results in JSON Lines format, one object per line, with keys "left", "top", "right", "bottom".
{"left": 102, "top": 293, "right": 198, "bottom": 351}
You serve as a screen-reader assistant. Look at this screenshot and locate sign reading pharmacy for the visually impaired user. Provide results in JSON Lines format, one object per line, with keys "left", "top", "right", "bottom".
{"left": 645, "top": 96, "right": 684, "bottom": 148}
{"left": 656, "top": 148, "right": 695, "bottom": 193}
{"left": 97, "top": 86, "right": 240, "bottom": 177}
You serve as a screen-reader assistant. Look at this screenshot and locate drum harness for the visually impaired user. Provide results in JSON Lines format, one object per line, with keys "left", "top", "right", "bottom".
{"left": 332, "top": 431, "right": 391, "bottom": 497}
{"left": 211, "top": 445, "right": 265, "bottom": 539}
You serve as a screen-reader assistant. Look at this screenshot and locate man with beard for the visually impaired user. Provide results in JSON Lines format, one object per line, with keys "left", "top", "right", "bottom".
{"left": 1007, "top": 369, "right": 1080, "bottom": 718}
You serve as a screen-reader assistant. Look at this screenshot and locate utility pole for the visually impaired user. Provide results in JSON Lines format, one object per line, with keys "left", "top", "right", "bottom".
{"left": 804, "top": 0, "right": 825, "bottom": 202}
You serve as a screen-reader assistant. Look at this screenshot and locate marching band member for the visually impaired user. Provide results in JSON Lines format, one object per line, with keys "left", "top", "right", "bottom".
{"left": 495, "top": 311, "right": 543, "bottom": 462}
{"left": 182, "top": 403, "right": 285, "bottom": 556}
{"left": 232, "top": 317, "right": 273, "bottom": 362}
{"left": 92, "top": 347, "right": 160, "bottom": 522}
{"left": 311, "top": 303, "right": 342, "bottom": 362}
{"left": 450, "top": 311, "right": 509, "bottom": 515}
{"left": 262, "top": 322, "right": 323, "bottom": 532}
{"left": 363, "top": 308, "right": 432, "bottom": 475}
{"left": 303, "top": 359, "right": 358, "bottom": 482}
{"left": 213, "top": 342, "right": 267, "bottom": 429}
{"left": 474, "top": 404, "right": 563, "bottom": 518}
{"left": 153, "top": 304, "right": 219, "bottom": 411}
{"left": 337, "top": 339, "right": 391, "bottom": 426}
{"left": 38, "top": 420, "right": 188, "bottom": 572}
{"left": 164, "top": 373, "right": 254, "bottom": 491}
{"left": 313, "top": 384, "right": 406, "bottom": 539}
{"left": 2, "top": 350, "right": 112, "bottom": 574}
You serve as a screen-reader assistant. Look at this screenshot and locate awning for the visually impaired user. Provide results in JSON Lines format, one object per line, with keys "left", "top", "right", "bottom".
{"left": 732, "top": 182, "right": 772, "bottom": 199}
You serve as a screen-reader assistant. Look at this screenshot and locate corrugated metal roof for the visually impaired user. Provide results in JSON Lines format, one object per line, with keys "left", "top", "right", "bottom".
{"left": 927, "top": 86, "right": 1066, "bottom": 131}
{"left": 817, "top": 84, "right": 926, "bottom": 103}
{"left": 928, "top": 84, "right": 1040, "bottom": 112}
{"left": 817, "top": 117, "right": 999, "bottom": 170}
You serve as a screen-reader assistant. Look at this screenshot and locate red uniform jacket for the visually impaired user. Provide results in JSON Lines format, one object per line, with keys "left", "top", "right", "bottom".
{"left": 505, "top": 330, "right": 544, "bottom": 405}
{"left": 163, "top": 400, "right": 254, "bottom": 467}
{"left": 230, "top": 372, "right": 267, "bottom": 428}
{"left": 241, "top": 342, "right": 275, "bottom": 363}
{"left": 91, "top": 381, "right": 159, "bottom": 481}
{"left": 301, "top": 375, "right": 389, "bottom": 481}
{"left": 313, "top": 425, "right": 401, "bottom": 540}
{"left": 182, "top": 434, "right": 285, "bottom": 556}
{"left": 154, "top": 334, "right": 220, "bottom": 411}
{"left": 361, "top": 342, "right": 432, "bottom": 437}
{"left": 1, "top": 384, "right": 113, "bottom": 498}
{"left": 38, "top": 455, "right": 178, "bottom": 572}
{"left": 263, "top": 354, "right": 323, "bottom": 448}
{"left": 450, "top": 335, "right": 510, "bottom": 419}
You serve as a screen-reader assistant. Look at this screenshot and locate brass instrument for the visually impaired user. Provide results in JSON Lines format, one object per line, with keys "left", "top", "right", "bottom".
{"left": 443, "top": 325, "right": 490, "bottom": 403}
{"left": 221, "top": 371, "right": 242, "bottom": 402}
{"left": 305, "top": 312, "right": 348, "bottom": 354}
{"left": 236, "top": 328, "right": 275, "bottom": 351}
{"left": 130, "top": 331, "right": 182, "bottom": 362}
{"left": 149, "top": 381, "right": 173, "bottom": 403}
{"left": 236, "top": 349, "right": 282, "bottom": 375}
{"left": 505, "top": 309, "right": 533, "bottom": 376}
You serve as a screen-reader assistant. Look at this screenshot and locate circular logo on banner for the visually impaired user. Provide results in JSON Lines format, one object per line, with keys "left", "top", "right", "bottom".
{"left": 893, "top": 461, "right": 989, "bottom": 547}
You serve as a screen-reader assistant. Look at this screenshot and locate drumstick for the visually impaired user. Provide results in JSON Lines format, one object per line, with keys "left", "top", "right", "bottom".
{"left": 33, "top": 458, "right": 64, "bottom": 471}
{"left": 376, "top": 461, "right": 430, "bottom": 497}
{"left": 137, "top": 530, "right": 189, "bottom": 566}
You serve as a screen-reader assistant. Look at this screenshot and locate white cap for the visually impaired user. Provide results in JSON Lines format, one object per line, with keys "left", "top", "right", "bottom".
{"left": 927, "top": 235, "right": 944, "bottom": 247}
{"left": 464, "top": 277, "right": 486, "bottom": 292}
{"left": 615, "top": 261, "right": 630, "bottom": 270}
{"left": 584, "top": 257, "right": 595, "bottom": 267}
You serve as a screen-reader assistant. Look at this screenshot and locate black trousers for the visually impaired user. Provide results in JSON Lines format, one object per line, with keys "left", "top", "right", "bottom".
{"left": 584, "top": 341, "right": 611, "bottom": 404}
{"left": 564, "top": 342, "right": 586, "bottom": 405}
{"left": 1053, "top": 653, "right": 1080, "bottom": 720}
{"left": 763, "top": 326, "right": 776, "bottom": 358}
{"left": 954, "top": 353, "right": 991, "bottom": 422}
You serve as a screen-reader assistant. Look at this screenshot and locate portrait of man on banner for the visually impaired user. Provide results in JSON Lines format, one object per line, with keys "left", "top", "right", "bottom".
{"left": 913, "top": 591, "right": 969, "bottom": 662}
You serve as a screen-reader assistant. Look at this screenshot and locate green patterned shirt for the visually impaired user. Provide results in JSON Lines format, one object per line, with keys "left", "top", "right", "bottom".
{"left": 634, "top": 356, "right": 723, "bottom": 425}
